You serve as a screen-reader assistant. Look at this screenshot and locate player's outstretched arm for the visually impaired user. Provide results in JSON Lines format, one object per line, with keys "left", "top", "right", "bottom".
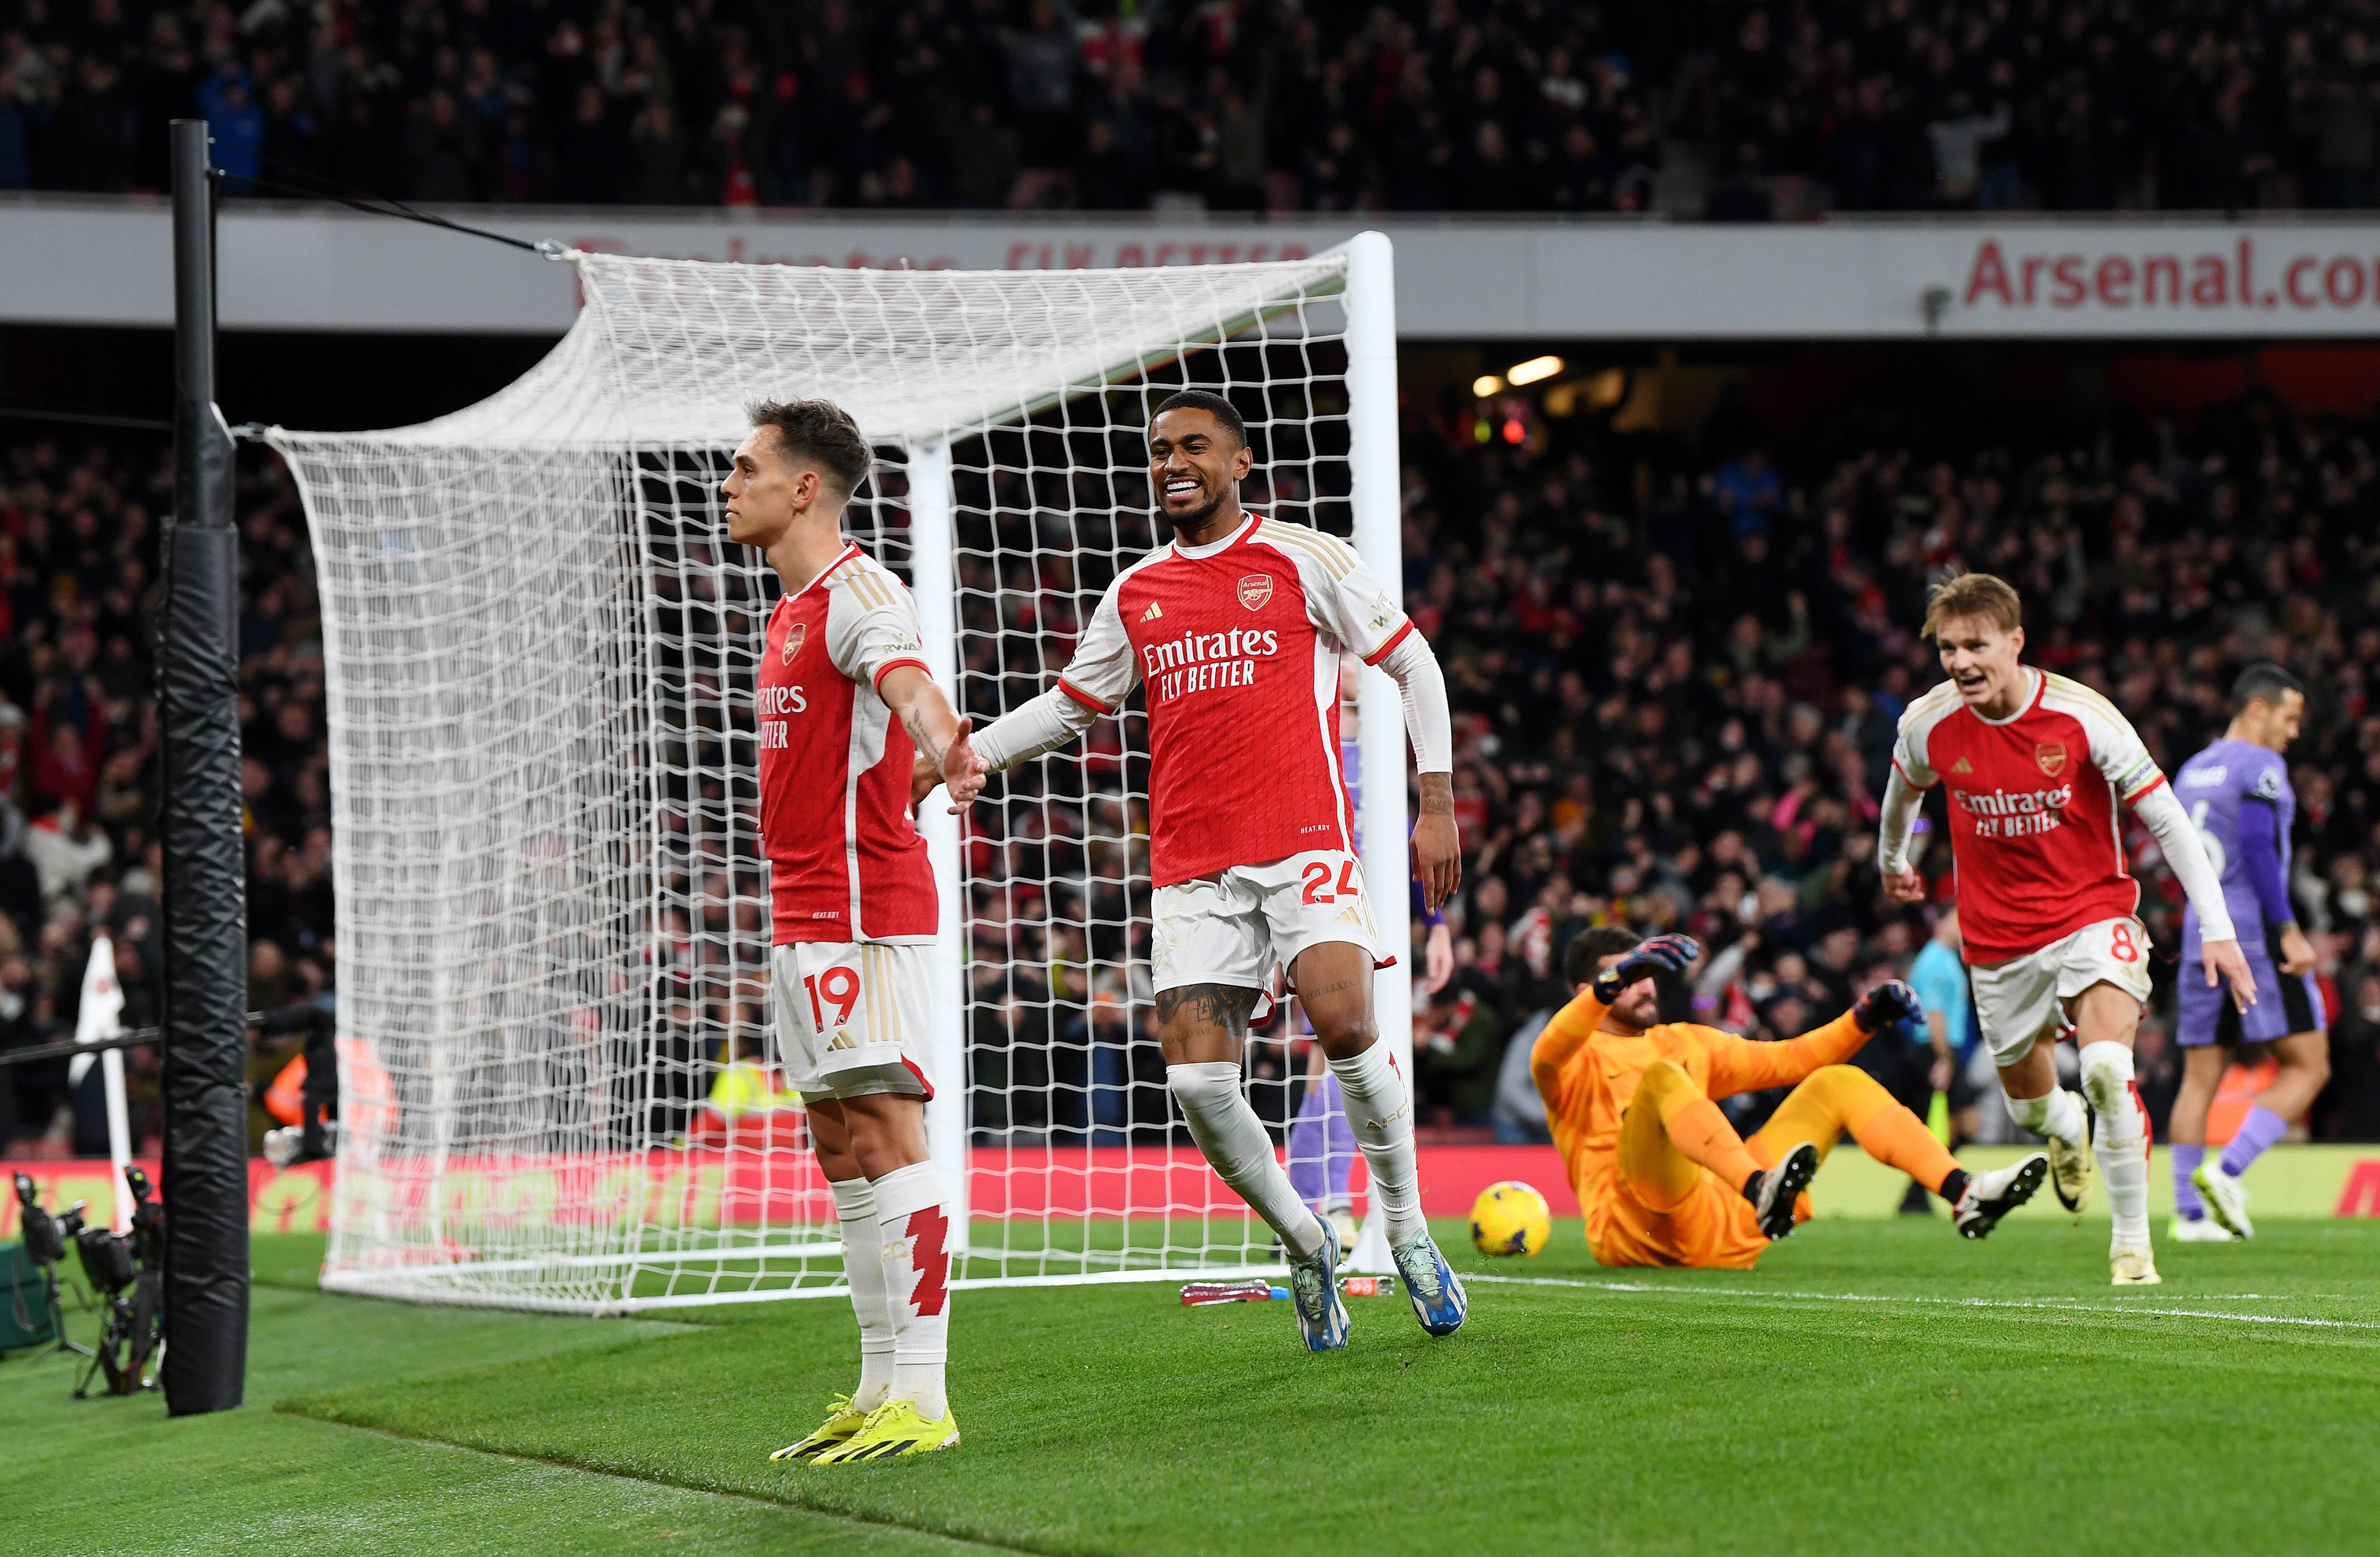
{"left": 878, "top": 665, "right": 983, "bottom": 815}
{"left": 968, "top": 685, "right": 1100, "bottom": 780}
{"left": 1709, "top": 979, "right": 1917, "bottom": 1098}
{"left": 967, "top": 585, "right": 1134, "bottom": 787}
{"left": 2131, "top": 782, "right": 2257, "bottom": 1010}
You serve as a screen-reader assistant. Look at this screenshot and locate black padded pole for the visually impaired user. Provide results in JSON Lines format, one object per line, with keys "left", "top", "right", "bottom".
{"left": 159, "top": 117, "right": 248, "bottom": 1415}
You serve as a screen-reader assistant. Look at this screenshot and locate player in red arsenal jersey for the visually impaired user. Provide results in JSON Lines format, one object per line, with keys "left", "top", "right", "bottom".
{"left": 952, "top": 389, "right": 1466, "bottom": 1351}
{"left": 725, "top": 399, "right": 982, "bottom": 1464}
{"left": 1877, "top": 573, "right": 2251, "bottom": 1286}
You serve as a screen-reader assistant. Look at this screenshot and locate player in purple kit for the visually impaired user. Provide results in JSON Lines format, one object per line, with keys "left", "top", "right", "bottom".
{"left": 2169, "top": 664, "right": 2331, "bottom": 1241}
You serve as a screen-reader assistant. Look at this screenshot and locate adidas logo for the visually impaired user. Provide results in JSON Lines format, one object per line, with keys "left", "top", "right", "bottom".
{"left": 1952, "top": 758, "right": 1973, "bottom": 774}
{"left": 1140, "top": 601, "right": 1164, "bottom": 622}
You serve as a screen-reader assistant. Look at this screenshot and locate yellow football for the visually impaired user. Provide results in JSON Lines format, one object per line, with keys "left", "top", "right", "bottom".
{"left": 1469, "top": 1179, "right": 1552, "bottom": 1258}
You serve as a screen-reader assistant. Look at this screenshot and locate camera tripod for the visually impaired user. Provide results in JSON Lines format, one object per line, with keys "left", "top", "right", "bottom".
{"left": 9, "top": 1173, "right": 95, "bottom": 1366}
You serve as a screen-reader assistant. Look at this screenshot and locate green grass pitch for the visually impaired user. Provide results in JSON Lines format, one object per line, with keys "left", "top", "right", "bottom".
{"left": 8, "top": 1217, "right": 2378, "bottom": 1556}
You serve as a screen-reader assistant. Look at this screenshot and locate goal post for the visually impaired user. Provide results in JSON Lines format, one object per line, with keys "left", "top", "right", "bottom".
{"left": 269, "top": 234, "right": 1407, "bottom": 1313}
{"left": 904, "top": 435, "right": 971, "bottom": 1257}
{"left": 1342, "top": 231, "right": 1413, "bottom": 1279}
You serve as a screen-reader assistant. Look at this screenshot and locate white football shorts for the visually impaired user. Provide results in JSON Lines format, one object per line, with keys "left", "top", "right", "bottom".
{"left": 1150, "top": 849, "right": 1380, "bottom": 993}
{"left": 769, "top": 940, "right": 937, "bottom": 1101}
{"left": 1966, "top": 915, "right": 2155, "bottom": 1066}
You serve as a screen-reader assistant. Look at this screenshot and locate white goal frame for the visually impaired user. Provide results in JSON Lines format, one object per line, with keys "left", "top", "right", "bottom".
{"left": 269, "top": 231, "right": 1407, "bottom": 1313}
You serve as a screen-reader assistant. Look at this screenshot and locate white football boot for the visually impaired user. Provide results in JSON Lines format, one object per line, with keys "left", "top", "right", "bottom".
{"left": 2168, "top": 1213, "right": 2239, "bottom": 1243}
{"left": 2192, "top": 1158, "right": 2255, "bottom": 1240}
{"left": 1952, "top": 1153, "right": 2048, "bottom": 1239}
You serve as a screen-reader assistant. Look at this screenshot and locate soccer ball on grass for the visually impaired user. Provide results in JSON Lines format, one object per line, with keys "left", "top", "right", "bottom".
{"left": 1469, "top": 1180, "right": 1551, "bottom": 1258}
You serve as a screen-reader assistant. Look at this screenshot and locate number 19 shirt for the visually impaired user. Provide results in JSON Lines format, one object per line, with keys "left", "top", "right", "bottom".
{"left": 755, "top": 542, "right": 937, "bottom": 944}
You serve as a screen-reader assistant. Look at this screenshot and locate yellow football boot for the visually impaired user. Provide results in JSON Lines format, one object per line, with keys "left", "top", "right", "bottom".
{"left": 769, "top": 1393, "right": 871, "bottom": 1462}
{"left": 812, "top": 1398, "right": 960, "bottom": 1464}
{"left": 2109, "top": 1244, "right": 2163, "bottom": 1286}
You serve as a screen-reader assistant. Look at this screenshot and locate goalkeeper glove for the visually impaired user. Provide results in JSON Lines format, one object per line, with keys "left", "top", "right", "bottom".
{"left": 1853, "top": 979, "right": 1924, "bottom": 1033}
{"left": 1591, "top": 934, "right": 1701, "bottom": 1005}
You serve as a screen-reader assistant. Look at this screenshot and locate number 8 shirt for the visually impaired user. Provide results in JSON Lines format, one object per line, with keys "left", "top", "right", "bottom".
{"left": 1889, "top": 666, "right": 2163, "bottom": 1061}
{"left": 1048, "top": 515, "right": 1413, "bottom": 992}
{"left": 757, "top": 542, "right": 940, "bottom": 1100}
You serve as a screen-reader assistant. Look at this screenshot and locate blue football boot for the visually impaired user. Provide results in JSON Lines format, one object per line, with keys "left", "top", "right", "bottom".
{"left": 1284, "top": 1213, "right": 1350, "bottom": 1352}
{"left": 1391, "top": 1228, "right": 1468, "bottom": 1337}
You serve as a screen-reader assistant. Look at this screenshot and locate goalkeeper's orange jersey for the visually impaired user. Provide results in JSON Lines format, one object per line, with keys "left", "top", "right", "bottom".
{"left": 1530, "top": 991, "right": 1868, "bottom": 1268}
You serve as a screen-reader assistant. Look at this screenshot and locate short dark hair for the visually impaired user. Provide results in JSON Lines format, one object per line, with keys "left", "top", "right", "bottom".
{"left": 746, "top": 398, "right": 872, "bottom": 498}
{"left": 1562, "top": 925, "right": 1639, "bottom": 990}
{"left": 2231, "top": 661, "right": 2303, "bottom": 714}
{"left": 1151, "top": 388, "right": 1247, "bottom": 449}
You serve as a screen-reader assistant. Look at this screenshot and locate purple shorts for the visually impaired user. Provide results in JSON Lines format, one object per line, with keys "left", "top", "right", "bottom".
{"left": 2177, "top": 924, "right": 2326, "bottom": 1046}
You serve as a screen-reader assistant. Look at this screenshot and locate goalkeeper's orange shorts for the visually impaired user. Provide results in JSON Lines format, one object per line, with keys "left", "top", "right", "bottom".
{"left": 1582, "top": 1156, "right": 1776, "bottom": 1271}
{"left": 1579, "top": 1077, "right": 1847, "bottom": 1270}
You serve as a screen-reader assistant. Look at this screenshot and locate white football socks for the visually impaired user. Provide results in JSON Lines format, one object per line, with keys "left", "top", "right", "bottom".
{"left": 870, "top": 1160, "right": 951, "bottom": 1421}
{"left": 1169, "top": 1061, "right": 1324, "bottom": 1259}
{"left": 2080, "top": 1041, "right": 2151, "bottom": 1250}
{"left": 829, "top": 1176, "right": 895, "bottom": 1411}
{"left": 1327, "top": 1041, "right": 1427, "bottom": 1245}
{"left": 2003, "top": 1083, "right": 2089, "bottom": 1149}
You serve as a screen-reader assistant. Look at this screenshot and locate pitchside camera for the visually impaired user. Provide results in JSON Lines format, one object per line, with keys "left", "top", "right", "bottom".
{"left": 13, "top": 1171, "right": 80, "bottom": 1267}
{"left": 71, "top": 1166, "right": 164, "bottom": 1398}
{"left": 75, "top": 1209, "right": 136, "bottom": 1296}
{"left": 10, "top": 1173, "right": 96, "bottom": 1365}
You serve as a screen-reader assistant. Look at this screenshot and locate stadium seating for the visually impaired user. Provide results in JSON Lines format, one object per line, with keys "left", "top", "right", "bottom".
{"left": 0, "top": 1, "right": 2373, "bottom": 215}
{"left": 6, "top": 378, "right": 2380, "bottom": 1162}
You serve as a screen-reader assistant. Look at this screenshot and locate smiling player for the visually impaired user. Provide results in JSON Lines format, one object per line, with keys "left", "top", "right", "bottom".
{"left": 946, "top": 389, "right": 1466, "bottom": 1352}
{"left": 1878, "top": 572, "right": 2253, "bottom": 1286}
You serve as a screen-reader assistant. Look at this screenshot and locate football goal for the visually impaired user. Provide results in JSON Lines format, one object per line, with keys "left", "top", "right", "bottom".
{"left": 267, "top": 233, "right": 1409, "bottom": 1313}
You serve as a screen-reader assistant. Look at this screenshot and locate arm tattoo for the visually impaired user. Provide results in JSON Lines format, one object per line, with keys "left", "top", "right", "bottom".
{"left": 1419, "top": 772, "right": 1454, "bottom": 815}
{"left": 1155, "top": 983, "right": 1258, "bottom": 1038}
{"left": 902, "top": 705, "right": 946, "bottom": 768}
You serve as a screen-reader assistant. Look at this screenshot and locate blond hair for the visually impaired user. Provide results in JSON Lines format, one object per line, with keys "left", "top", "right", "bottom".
{"left": 1922, "top": 572, "right": 2023, "bottom": 639}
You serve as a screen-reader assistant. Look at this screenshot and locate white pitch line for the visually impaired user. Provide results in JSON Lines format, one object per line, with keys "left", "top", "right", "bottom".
{"left": 1464, "top": 1274, "right": 2380, "bottom": 1330}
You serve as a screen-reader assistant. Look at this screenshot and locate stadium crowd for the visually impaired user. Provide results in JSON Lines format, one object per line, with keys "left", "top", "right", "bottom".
{"left": 1388, "top": 385, "right": 2380, "bottom": 1148}
{"left": 0, "top": 429, "right": 328, "bottom": 1158}
{"left": 5, "top": 0, "right": 2380, "bottom": 216}
{"left": 9, "top": 367, "right": 2380, "bottom": 1158}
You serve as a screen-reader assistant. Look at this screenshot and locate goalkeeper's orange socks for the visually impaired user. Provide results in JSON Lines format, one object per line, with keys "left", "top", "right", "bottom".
{"left": 1846, "top": 1090, "right": 1961, "bottom": 1200}
{"left": 1327, "top": 1042, "right": 1426, "bottom": 1244}
{"left": 871, "top": 1161, "right": 952, "bottom": 1421}
{"left": 1654, "top": 1089, "right": 1765, "bottom": 1193}
{"left": 829, "top": 1176, "right": 896, "bottom": 1411}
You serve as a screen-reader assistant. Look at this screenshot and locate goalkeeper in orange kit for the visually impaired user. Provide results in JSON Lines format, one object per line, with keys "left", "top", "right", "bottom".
{"left": 1532, "top": 929, "right": 2050, "bottom": 1269}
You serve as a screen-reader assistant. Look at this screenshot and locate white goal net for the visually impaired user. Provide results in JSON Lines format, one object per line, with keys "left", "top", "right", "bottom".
{"left": 268, "top": 235, "right": 1409, "bottom": 1313}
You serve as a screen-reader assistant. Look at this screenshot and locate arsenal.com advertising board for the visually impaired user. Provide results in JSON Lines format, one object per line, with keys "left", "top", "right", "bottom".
{"left": 4, "top": 196, "right": 2379, "bottom": 340}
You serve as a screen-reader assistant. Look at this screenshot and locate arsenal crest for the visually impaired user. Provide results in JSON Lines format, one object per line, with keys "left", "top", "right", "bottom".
{"left": 782, "top": 622, "right": 806, "bottom": 663}
{"left": 2034, "top": 740, "right": 2067, "bottom": 777}
{"left": 1238, "top": 573, "right": 1274, "bottom": 612}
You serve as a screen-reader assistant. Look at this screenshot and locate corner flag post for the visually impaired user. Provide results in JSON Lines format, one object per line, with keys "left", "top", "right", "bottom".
{"left": 159, "top": 118, "right": 250, "bottom": 1415}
